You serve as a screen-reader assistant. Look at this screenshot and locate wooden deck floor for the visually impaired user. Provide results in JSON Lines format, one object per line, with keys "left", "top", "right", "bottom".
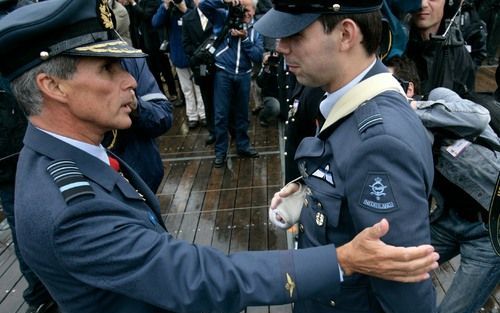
{"left": 0, "top": 65, "right": 499, "bottom": 312}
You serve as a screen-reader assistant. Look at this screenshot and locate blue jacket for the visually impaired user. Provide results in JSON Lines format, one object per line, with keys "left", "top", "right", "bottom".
{"left": 199, "top": 0, "right": 263, "bottom": 75}
{"left": 104, "top": 58, "right": 172, "bottom": 193}
{"left": 151, "top": 2, "right": 192, "bottom": 68}
{"left": 15, "top": 123, "right": 349, "bottom": 313}
{"left": 293, "top": 60, "right": 436, "bottom": 313}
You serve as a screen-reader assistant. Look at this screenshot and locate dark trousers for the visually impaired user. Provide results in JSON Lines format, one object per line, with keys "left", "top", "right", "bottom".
{"left": 213, "top": 69, "right": 251, "bottom": 157}
{"left": 0, "top": 183, "right": 53, "bottom": 306}
{"left": 146, "top": 50, "right": 178, "bottom": 98}
{"left": 196, "top": 75, "right": 215, "bottom": 136}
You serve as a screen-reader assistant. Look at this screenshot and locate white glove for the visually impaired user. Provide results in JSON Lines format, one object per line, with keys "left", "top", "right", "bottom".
{"left": 269, "top": 184, "right": 305, "bottom": 229}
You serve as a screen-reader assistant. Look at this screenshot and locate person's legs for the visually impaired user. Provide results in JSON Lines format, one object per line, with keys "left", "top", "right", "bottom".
{"left": 196, "top": 75, "right": 215, "bottom": 144}
{"left": 213, "top": 70, "right": 233, "bottom": 159}
{"left": 177, "top": 67, "right": 198, "bottom": 124}
{"left": 191, "top": 73, "right": 205, "bottom": 121}
{"left": 433, "top": 209, "right": 500, "bottom": 313}
{"left": 0, "top": 183, "right": 56, "bottom": 312}
{"left": 233, "top": 73, "right": 252, "bottom": 152}
{"left": 158, "top": 53, "right": 180, "bottom": 99}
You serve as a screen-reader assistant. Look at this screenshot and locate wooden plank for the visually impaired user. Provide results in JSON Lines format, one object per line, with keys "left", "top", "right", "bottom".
{"left": 212, "top": 160, "right": 239, "bottom": 254}
{"left": 0, "top": 257, "right": 22, "bottom": 304}
{"left": 249, "top": 156, "right": 269, "bottom": 252}
{"left": 164, "top": 160, "right": 201, "bottom": 238}
{"left": 177, "top": 159, "right": 212, "bottom": 243}
{"left": 193, "top": 162, "right": 225, "bottom": 247}
{"left": 1, "top": 273, "right": 27, "bottom": 313}
{"left": 230, "top": 158, "right": 253, "bottom": 253}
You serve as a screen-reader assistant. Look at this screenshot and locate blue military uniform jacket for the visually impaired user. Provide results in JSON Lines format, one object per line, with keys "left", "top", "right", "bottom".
{"left": 293, "top": 61, "right": 436, "bottom": 313}
{"left": 15, "top": 124, "right": 345, "bottom": 313}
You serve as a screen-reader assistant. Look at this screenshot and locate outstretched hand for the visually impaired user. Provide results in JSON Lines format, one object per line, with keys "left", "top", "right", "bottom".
{"left": 336, "top": 219, "right": 439, "bottom": 283}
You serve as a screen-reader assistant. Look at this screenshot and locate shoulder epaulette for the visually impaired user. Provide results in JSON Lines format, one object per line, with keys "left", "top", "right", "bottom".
{"left": 47, "top": 160, "right": 95, "bottom": 204}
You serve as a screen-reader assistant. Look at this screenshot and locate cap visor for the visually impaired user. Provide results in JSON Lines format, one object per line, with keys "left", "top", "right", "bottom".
{"left": 64, "top": 39, "right": 146, "bottom": 58}
{"left": 254, "top": 9, "right": 319, "bottom": 38}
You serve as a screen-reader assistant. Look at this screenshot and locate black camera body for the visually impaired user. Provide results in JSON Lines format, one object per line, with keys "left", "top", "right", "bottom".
{"left": 227, "top": 5, "right": 247, "bottom": 31}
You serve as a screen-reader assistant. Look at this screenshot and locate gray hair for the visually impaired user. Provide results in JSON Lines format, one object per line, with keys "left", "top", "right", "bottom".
{"left": 11, "top": 56, "right": 79, "bottom": 116}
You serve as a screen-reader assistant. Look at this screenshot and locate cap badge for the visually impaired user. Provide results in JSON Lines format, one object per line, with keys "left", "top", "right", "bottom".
{"left": 332, "top": 3, "right": 341, "bottom": 12}
{"left": 98, "top": 0, "right": 114, "bottom": 30}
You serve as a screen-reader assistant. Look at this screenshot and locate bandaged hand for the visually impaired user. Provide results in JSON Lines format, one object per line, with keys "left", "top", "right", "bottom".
{"left": 269, "top": 182, "right": 305, "bottom": 229}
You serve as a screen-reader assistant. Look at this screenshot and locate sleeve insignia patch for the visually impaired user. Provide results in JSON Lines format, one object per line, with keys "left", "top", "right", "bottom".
{"left": 47, "top": 160, "right": 95, "bottom": 204}
{"left": 359, "top": 173, "right": 398, "bottom": 211}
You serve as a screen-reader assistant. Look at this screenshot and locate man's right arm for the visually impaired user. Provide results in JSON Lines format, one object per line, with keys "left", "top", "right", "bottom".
{"left": 272, "top": 183, "right": 439, "bottom": 282}
{"left": 337, "top": 218, "right": 439, "bottom": 282}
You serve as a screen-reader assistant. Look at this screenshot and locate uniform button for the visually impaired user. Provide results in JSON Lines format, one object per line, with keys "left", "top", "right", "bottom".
{"left": 284, "top": 136, "right": 287, "bottom": 140}
{"left": 330, "top": 300, "right": 336, "bottom": 307}
{"left": 317, "top": 202, "right": 322, "bottom": 208}
{"left": 284, "top": 152, "right": 288, "bottom": 156}
{"left": 303, "top": 198, "right": 308, "bottom": 206}
{"left": 299, "top": 223, "right": 304, "bottom": 232}
{"left": 289, "top": 104, "right": 293, "bottom": 108}
{"left": 291, "top": 118, "right": 295, "bottom": 122}
{"left": 316, "top": 212, "right": 325, "bottom": 226}
{"left": 286, "top": 71, "right": 289, "bottom": 75}
{"left": 285, "top": 121, "right": 289, "bottom": 125}
{"left": 286, "top": 85, "right": 289, "bottom": 89}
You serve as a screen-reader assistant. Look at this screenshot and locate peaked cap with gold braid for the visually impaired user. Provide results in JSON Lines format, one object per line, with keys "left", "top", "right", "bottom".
{"left": 0, "top": 0, "right": 146, "bottom": 80}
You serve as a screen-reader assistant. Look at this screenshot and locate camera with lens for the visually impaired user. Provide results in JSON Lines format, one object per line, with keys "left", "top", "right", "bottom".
{"left": 227, "top": 4, "right": 247, "bottom": 31}
{"left": 267, "top": 52, "right": 280, "bottom": 67}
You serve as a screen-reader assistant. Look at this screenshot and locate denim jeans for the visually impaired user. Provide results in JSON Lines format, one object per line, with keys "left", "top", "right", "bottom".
{"left": 431, "top": 208, "right": 500, "bottom": 313}
{"left": 0, "top": 183, "right": 53, "bottom": 306}
{"left": 213, "top": 69, "right": 251, "bottom": 157}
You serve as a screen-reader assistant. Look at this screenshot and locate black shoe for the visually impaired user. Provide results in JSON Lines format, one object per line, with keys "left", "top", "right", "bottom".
{"left": 205, "top": 134, "right": 216, "bottom": 145}
{"left": 214, "top": 155, "right": 226, "bottom": 168}
{"left": 200, "top": 118, "right": 207, "bottom": 127}
{"left": 26, "top": 300, "right": 58, "bottom": 313}
{"left": 187, "top": 120, "right": 199, "bottom": 129}
{"left": 237, "top": 148, "right": 259, "bottom": 158}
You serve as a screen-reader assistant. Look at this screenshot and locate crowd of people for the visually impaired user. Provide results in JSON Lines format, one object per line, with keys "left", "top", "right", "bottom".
{"left": 0, "top": 0, "right": 499, "bottom": 312}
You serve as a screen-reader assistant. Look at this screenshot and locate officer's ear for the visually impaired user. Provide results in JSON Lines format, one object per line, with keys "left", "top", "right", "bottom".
{"left": 35, "top": 73, "right": 70, "bottom": 104}
{"left": 337, "top": 18, "right": 359, "bottom": 52}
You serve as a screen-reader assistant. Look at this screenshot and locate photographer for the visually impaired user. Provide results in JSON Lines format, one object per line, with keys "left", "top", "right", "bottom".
{"left": 199, "top": 0, "right": 263, "bottom": 168}
{"left": 182, "top": 0, "right": 216, "bottom": 144}
{"left": 152, "top": 0, "right": 207, "bottom": 129}
{"left": 255, "top": 50, "right": 281, "bottom": 127}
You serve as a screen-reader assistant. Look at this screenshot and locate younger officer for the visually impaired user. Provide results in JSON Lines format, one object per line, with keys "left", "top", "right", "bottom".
{"left": 0, "top": 1, "right": 438, "bottom": 312}
{"left": 257, "top": 0, "right": 436, "bottom": 312}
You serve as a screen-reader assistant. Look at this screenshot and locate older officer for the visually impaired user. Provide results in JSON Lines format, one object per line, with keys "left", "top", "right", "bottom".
{"left": 257, "top": 1, "right": 437, "bottom": 312}
{"left": 1, "top": 1, "right": 438, "bottom": 312}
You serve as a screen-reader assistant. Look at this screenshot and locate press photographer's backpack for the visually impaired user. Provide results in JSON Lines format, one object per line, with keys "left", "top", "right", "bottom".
{"left": 0, "top": 78, "right": 27, "bottom": 183}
